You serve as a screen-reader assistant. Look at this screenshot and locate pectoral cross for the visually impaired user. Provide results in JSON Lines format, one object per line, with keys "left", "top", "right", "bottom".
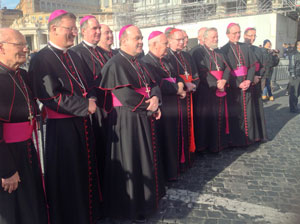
{"left": 28, "top": 113, "right": 34, "bottom": 125}
{"left": 145, "top": 84, "right": 150, "bottom": 98}
{"left": 185, "top": 70, "right": 189, "bottom": 80}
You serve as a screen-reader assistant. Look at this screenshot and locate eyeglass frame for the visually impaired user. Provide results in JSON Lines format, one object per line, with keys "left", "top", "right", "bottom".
{"left": 0, "top": 41, "right": 29, "bottom": 48}
{"left": 57, "top": 25, "right": 78, "bottom": 32}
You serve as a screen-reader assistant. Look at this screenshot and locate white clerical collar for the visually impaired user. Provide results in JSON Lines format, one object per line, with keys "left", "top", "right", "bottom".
{"left": 205, "top": 45, "right": 214, "bottom": 51}
{"left": 49, "top": 41, "right": 68, "bottom": 53}
{"left": 83, "top": 40, "right": 97, "bottom": 49}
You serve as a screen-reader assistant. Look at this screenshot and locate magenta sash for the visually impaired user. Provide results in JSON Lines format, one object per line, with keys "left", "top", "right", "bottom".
{"left": 3, "top": 121, "right": 34, "bottom": 143}
{"left": 210, "top": 70, "right": 227, "bottom": 98}
{"left": 112, "top": 93, "right": 123, "bottom": 107}
{"left": 210, "top": 71, "right": 223, "bottom": 80}
{"left": 45, "top": 107, "right": 75, "bottom": 119}
{"left": 255, "top": 62, "right": 260, "bottom": 72}
{"left": 231, "top": 66, "right": 247, "bottom": 77}
{"left": 162, "top": 77, "right": 176, "bottom": 83}
{"left": 135, "top": 87, "right": 151, "bottom": 99}
{"left": 209, "top": 71, "right": 229, "bottom": 133}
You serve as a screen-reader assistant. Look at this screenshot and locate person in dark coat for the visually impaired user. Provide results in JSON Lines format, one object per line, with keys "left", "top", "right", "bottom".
{"left": 99, "top": 25, "right": 164, "bottom": 222}
{"left": 29, "top": 10, "right": 102, "bottom": 224}
{"left": 220, "top": 23, "right": 257, "bottom": 147}
{"left": 0, "top": 28, "right": 48, "bottom": 224}
{"left": 244, "top": 27, "right": 268, "bottom": 142}
{"left": 142, "top": 31, "right": 186, "bottom": 181}
{"left": 191, "top": 27, "right": 230, "bottom": 152}
{"left": 261, "top": 39, "right": 280, "bottom": 101}
{"left": 288, "top": 40, "right": 300, "bottom": 113}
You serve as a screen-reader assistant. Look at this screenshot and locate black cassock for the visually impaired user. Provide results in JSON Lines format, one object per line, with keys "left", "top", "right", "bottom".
{"left": 165, "top": 49, "right": 199, "bottom": 170}
{"left": 29, "top": 44, "right": 101, "bottom": 224}
{"left": 71, "top": 42, "right": 117, "bottom": 187}
{"left": 221, "top": 42, "right": 257, "bottom": 146}
{"left": 99, "top": 50, "right": 165, "bottom": 220}
{"left": 191, "top": 46, "right": 230, "bottom": 152}
{"left": 190, "top": 45, "right": 206, "bottom": 117}
{"left": 0, "top": 64, "right": 47, "bottom": 224}
{"left": 142, "top": 52, "right": 183, "bottom": 181}
{"left": 248, "top": 44, "right": 268, "bottom": 142}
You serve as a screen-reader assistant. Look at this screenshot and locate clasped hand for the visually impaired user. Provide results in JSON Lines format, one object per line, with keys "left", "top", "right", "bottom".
{"left": 239, "top": 80, "right": 251, "bottom": 91}
{"left": 145, "top": 96, "right": 161, "bottom": 120}
{"left": 1, "top": 172, "right": 20, "bottom": 193}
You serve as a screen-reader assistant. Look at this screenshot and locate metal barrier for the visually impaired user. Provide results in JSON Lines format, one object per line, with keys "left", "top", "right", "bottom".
{"left": 272, "top": 64, "right": 290, "bottom": 81}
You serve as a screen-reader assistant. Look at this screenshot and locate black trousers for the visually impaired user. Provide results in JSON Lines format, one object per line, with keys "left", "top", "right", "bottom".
{"left": 288, "top": 76, "right": 300, "bottom": 111}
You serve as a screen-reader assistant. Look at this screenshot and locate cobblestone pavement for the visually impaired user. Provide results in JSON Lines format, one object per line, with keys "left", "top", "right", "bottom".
{"left": 99, "top": 82, "right": 300, "bottom": 224}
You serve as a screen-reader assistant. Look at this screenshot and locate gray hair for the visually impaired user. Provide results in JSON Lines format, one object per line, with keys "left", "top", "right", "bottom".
{"left": 203, "top": 27, "right": 218, "bottom": 40}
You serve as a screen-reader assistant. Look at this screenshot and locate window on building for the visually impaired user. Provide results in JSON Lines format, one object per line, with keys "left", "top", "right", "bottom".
{"left": 104, "top": 0, "right": 109, "bottom": 8}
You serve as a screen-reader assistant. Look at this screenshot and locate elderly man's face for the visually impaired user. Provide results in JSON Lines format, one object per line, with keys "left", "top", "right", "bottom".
{"left": 156, "top": 34, "right": 168, "bottom": 58}
{"left": 0, "top": 33, "right": 28, "bottom": 67}
{"left": 204, "top": 30, "right": 218, "bottom": 49}
{"left": 227, "top": 25, "right": 241, "bottom": 43}
{"left": 82, "top": 18, "right": 101, "bottom": 45}
{"left": 100, "top": 24, "right": 113, "bottom": 48}
{"left": 168, "top": 31, "right": 184, "bottom": 52}
{"left": 54, "top": 17, "right": 78, "bottom": 48}
{"left": 122, "top": 26, "right": 143, "bottom": 56}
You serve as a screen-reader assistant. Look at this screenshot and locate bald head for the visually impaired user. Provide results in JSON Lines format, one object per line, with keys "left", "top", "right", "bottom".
{"left": 0, "top": 28, "right": 28, "bottom": 70}
{"left": 198, "top": 27, "right": 207, "bottom": 45}
{"left": 149, "top": 33, "right": 168, "bottom": 58}
{"left": 99, "top": 24, "right": 114, "bottom": 51}
{"left": 0, "top": 28, "right": 24, "bottom": 43}
{"left": 120, "top": 25, "right": 143, "bottom": 56}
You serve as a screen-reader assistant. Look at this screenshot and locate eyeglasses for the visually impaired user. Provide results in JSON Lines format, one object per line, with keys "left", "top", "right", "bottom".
{"left": 231, "top": 31, "right": 241, "bottom": 35}
{"left": 59, "top": 26, "right": 78, "bottom": 32}
{"left": 245, "top": 34, "right": 257, "bottom": 38}
{"left": 0, "top": 42, "right": 28, "bottom": 48}
{"left": 172, "top": 38, "right": 184, "bottom": 42}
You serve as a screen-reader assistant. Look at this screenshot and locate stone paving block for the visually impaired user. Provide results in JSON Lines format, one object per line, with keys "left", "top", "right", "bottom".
{"left": 218, "top": 220, "right": 232, "bottom": 224}
{"left": 192, "top": 210, "right": 207, "bottom": 218}
{"left": 207, "top": 211, "right": 222, "bottom": 218}
{"left": 204, "top": 219, "right": 219, "bottom": 224}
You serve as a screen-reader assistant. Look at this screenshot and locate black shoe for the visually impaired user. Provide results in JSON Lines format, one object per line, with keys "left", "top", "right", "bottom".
{"left": 290, "top": 108, "right": 299, "bottom": 113}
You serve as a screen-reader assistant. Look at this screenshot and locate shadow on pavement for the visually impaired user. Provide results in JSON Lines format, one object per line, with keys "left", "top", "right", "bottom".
{"left": 98, "top": 89, "right": 299, "bottom": 224}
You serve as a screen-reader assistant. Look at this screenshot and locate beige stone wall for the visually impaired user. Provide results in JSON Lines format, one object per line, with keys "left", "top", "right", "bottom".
{"left": 0, "top": 9, "right": 23, "bottom": 28}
